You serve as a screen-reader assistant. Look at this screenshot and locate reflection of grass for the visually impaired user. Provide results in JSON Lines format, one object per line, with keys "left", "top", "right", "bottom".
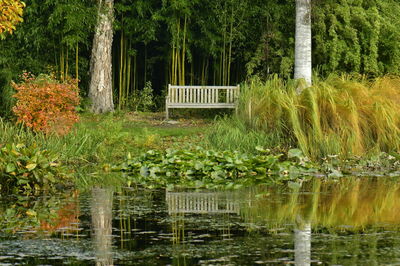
{"left": 240, "top": 178, "right": 400, "bottom": 230}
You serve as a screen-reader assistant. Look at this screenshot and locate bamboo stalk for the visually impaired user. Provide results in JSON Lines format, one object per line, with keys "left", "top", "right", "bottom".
{"left": 181, "top": 14, "right": 187, "bottom": 86}
{"left": 171, "top": 47, "right": 175, "bottom": 84}
{"left": 133, "top": 54, "right": 137, "bottom": 93}
{"left": 65, "top": 47, "right": 69, "bottom": 79}
{"left": 118, "top": 32, "right": 124, "bottom": 110}
{"left": 222, "top": 2, "right": 227, "bottom": 86}
{"left": 122, "top": 37, "right": 128, "bottom": 108}
{"left": 126, "top": 43, "right": 131, "bottom": 103}
{"left": 60, "top": 45, "right": 64, "bottom": 81}
{"left": 174, "top": 18, "right": 180, "bottom": 85}
{"left": 177, "top": 51, "right": 181, "bottom": 85}
{"left": 227, "top": 5, "right": 234, "bottom": 86}
{"left": 201, "top": 57, "right": 205, "bottom": 85}
{"left": 144, "top": 44, "right": 147, "bottom": 83}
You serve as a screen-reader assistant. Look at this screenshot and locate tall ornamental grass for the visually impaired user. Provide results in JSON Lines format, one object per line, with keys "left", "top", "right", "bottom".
{"left": 229, "top": 75, "right": 400, "bottom": 158}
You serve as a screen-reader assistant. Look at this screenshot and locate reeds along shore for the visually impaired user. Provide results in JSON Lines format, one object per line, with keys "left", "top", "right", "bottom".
{"left": 236, "top": 75, "right": 400, "bottom": 158}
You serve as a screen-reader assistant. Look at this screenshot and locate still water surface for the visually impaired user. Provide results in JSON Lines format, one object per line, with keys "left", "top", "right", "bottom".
{"left": 1, "top": 178, "right": 400, "bottom": 265}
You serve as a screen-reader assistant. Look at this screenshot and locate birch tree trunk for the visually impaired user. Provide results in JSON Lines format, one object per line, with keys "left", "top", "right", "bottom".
{"left": 294, "top": 0, "right": 312, "bottom": 93}
{"left": 89, "top": 0, "right": 114, "bottom": 113}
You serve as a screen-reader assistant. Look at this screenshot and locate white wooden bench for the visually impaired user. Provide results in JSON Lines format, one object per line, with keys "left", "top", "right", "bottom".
{"left": 165, "top": 84, "right": 240, "bottom": 119}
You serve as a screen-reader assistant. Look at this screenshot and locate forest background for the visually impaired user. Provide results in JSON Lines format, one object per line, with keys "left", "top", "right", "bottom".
{"left": 2, "top": 0, "right": 400, "bottom": 114}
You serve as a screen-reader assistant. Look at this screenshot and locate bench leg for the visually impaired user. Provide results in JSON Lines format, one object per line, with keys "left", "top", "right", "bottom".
{"left": 166, "top": 107, "right": 169, "bottom": 120}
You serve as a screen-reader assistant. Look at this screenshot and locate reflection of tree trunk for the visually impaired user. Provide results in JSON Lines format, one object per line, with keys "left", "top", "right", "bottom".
{"left": 91, "top": 188, "right": 114, "bottom": 266}
{"left": 294, "top": 222, "right": 311, "bottom": 266}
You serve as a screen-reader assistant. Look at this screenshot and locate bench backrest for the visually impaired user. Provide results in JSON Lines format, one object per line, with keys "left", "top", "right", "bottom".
{"left": 167, "top": 85, "right": 240, "bottom": 104}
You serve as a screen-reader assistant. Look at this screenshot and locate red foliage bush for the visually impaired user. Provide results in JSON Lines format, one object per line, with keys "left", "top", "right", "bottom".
{"left": 12, "top": 73, "right": 80, "bottom": 135}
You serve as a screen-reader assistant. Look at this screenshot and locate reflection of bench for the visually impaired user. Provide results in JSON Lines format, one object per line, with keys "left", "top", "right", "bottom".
{"left": 165, "top": 84, "right": 240, "bottom": 119}
{"left": 166, "top": 191, "right": 240, "bottom": 215}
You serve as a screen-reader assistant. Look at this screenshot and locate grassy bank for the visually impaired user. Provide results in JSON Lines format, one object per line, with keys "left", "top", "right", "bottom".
{"left": 208, "top": 75, "right": 400, "bottom": 159}
{"left": 3, "top": 74, "right": 400, "bottom": 192}
{"left": 0, "top": 112, "right": 208, "bottom": 188}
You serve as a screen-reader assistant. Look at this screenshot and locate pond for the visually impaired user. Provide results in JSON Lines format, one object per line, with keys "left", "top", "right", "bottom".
{"left": 1, "top": 177, "right": 400, "bottom": 265}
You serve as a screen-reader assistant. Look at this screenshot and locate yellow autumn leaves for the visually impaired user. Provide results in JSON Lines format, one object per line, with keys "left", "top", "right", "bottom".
{"left": 0, "top": 0, "right": 25, "bottom": 39}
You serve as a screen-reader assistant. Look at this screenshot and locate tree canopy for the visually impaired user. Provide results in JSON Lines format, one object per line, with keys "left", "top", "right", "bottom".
{"left": 0, "top": 0, "right": 400, "bottom": 108}
{"left": 0, "top": 0, "right": 25, "bottom": 39}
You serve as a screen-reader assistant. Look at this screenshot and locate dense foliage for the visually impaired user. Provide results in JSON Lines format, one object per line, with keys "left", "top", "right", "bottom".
{"left": 12, "top": 73, "right": 80, "bottom": 135}
{"left": 313, "top": 0, "right": 400, "bottom": 75}
{"left": 111, "top": 147, "right": 315, "bottom": 189}
{"left": 0, "top": 0, "right": 25, "bottom": 39}
{"left": 0, "top": 143, "right": 71, "bottom": 194}
{"left": 1, "top": 0, "right": 400, "bottom": 110}
{"left": 0, "top": 0, "right": 95, "bottom": 88}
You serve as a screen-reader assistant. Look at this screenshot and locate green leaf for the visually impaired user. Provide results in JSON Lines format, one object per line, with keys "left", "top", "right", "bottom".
{"left": 6, "top": 163, "right": 16, "bottom": 173}
{"left": 288, "top": 149, "right": 304, "bottom": 159}
{"left": 16, "top": 143, "right": 25, "bottom": 149}
{"left": 140, "top": 166, "right": 149, "bottom": 177}
{"left": 46, "top": 173, "right": 56, "bottom": 183}
{"left": 194, "top": 162, "right": 204, "bottom": 170}
{"left": 26, "top": 163, "right": 37, "bottom": 171}
{"left": 256, "top": 146, "right": 270, "bottom": 153}
{"left": 26, "top": 209, "right": 37, "bottom": 217}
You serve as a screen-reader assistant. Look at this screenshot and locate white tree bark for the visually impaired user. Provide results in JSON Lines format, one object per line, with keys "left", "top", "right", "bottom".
{"left": 294, "top": 0, "right": 312, "bottom": 92}
{"left": 89, "top": 0, "right": 114, "bottom": 113}
{"left": 294, "top": 222, "right": 311, "bottom": 266}
{"left": 91, "top": 187, "right": 114, "bottom": 266}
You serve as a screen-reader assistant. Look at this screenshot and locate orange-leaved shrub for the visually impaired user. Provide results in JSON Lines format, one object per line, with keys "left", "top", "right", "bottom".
{"left": 12, "top": 73, "right": 80, "bottom": 135}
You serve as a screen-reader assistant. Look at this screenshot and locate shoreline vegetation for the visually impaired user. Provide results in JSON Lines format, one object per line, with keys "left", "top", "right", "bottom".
{"left": 2, "top": 75, "right": 400, "bottom": 193}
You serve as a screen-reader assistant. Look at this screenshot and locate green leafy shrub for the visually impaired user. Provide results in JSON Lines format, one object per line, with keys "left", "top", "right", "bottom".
{"left": 0, "top": 143, "right": 72, "bottom": 194}
{"left": 0, "top": 69, "right": 15, "bottom": 118}
{"left": 128, "top": 81, "right": 155, "bottom": 112}
{"left": 112, "top": 147, "right": 315, "bottom": 189}
{"left": 12, "top": 73, "right": 80, "bottom": 135}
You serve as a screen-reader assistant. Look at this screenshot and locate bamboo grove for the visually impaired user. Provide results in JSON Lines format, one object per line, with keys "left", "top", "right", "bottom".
{"left": 1, "top": 0, "right": 400, "bottom": 111}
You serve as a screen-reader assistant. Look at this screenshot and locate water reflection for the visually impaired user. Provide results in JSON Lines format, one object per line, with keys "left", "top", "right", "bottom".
{"left": 91, "top": 187, "right": 114, "bottom": 266}
{"left": 241, "top": 178, "right": 400, "bottom": 229}
{"left": 0, "top": 191, "right": 80, "bottom": 237}
{"left": 166, "top": 191, "right": 240, "bottom": 215}
{"left": 295, "top": 223, "right": 311, "bottom": 266}
{"left": 165, "top": 178, "right": 400, "bottom": 265}
{"left": 2, "top": 178, "right": 400, "bottom": 265}
{"left": 241, "top": 178, "right": 400, "bottom": 265}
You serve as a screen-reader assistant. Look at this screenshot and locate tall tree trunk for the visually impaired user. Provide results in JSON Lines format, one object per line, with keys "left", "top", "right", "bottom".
{"left": 89, "top": 0, "right": 114, "bottom": 113}
{"left": 294, "top": 0, "right": 312, "bottom": 93}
